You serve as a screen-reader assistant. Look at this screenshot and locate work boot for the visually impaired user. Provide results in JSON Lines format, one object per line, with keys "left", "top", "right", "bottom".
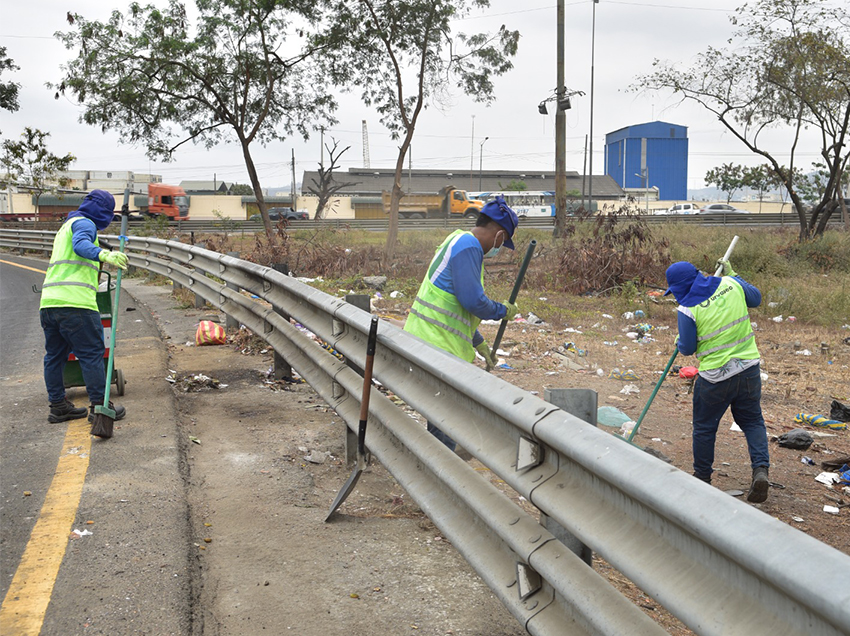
{"left": 48, "top": 399, "right": 89, "bottom": 423}
{"left": 747, "top": 466, "right": 769, "bottom": 503}
{"left": 693, "top": 472, "right": 711, "bottom": 485}
{"left": 88, "top": 401, "right": 126, "bottom": 423}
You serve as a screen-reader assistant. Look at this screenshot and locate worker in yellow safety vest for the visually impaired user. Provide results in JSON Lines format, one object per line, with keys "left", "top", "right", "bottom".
{"left": 40, "top": 190, "right": 128, "bottom": 424}
{"left": 404, "top": 196, "right": 519, "bottom": 451}
{"left": 665, "top": 259, "right": 770, "bottom": 503}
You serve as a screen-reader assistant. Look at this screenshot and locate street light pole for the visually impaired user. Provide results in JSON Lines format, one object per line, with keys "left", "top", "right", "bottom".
{"left": 479, "top": 137, "right": 489, "bottom": 191}
{"left": 588, "top": 0, "right": 598, "bottom": 213}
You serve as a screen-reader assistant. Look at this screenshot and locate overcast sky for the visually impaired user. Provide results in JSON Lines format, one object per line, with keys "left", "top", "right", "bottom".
{"left": 0, "top": 0, "right": 829, "bottom": 193}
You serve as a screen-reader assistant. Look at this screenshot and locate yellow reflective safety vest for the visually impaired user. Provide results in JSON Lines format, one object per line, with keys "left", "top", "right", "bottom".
{"left": 39, "top": 217, "right": 100, "bottom": 312}
{"left": 690, "top": 276, "right": 760, "bottom": 371}
{"left": 404, "top": 230, "right": 483, "bottom": 362}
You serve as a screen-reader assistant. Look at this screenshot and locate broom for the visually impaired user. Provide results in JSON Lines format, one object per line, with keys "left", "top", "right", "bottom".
{"left": 90, "top": 189, "right": 130, "bottom": 439}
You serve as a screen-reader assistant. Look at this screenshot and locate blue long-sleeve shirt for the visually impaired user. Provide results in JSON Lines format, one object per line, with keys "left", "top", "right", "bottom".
{"left": 69, "top": 217, "right": 104, "bottom": 261}
{"left": 430, "top": 233, "right": 507, "bottom": 346}
{"left": 676, "top": 276, "right": 761, "bottom": 355}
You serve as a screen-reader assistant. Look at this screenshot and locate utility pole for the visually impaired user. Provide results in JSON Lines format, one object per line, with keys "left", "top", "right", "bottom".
{"left": 588, "top": 0, "right": 598, "bottom": 214}
{"left": 581, "top": 134, "right": 588, "bottom": 210}
{"left": 554, "top": 0, "right": 567, "bottom": 237}
{"left": 291, "top": 149, "right": 297, "bottom": 212}
{"left": 470, "top": 115, "right": 475, "bottom": 190}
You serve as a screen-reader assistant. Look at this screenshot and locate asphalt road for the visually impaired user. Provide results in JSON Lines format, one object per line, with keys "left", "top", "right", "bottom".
{"left": 0, "top": 255, "right": 192, "bottom": 635}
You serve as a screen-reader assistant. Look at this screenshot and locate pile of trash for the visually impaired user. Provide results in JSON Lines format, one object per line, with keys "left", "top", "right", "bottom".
{"left": 167, "top": 371, "right": 227, "bottom": 392}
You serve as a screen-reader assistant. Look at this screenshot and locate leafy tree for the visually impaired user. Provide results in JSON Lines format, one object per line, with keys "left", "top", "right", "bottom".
{"left": 704, "top": 163, "right": 745, "bottom": 204}
{"left": 307, "top": 137, "right": 358, "bottom": 219}
{"left": 636, "top": 0, "right": 850, "bottom": 240}
{"left": 499, "top": 179, "right": 527, "bottom": 192}
{"left": 1, "top": 127, "right": 75, "bottom": 213}
{"left": 52, "top": 0, "right": 335, "bottom": 238}
{"left": 742, "top": 164, "right": 779, "bottom": 212}
{"left": 228, "top": 183, "right": 255, "bottom": 196}
{"left": 315, "top": 0, "right": 519, "bottom": 257}
{"left": 0, "top": 46, "right": 20, "bottom": 116}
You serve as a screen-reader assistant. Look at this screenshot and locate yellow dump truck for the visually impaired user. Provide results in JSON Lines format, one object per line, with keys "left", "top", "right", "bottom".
{"left": 382, "top": 185, "right": 484, "bottom": 219}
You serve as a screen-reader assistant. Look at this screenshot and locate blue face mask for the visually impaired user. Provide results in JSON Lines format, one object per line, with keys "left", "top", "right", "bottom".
{"left": 484, "top": 232, "right": 504, "bottom": 259}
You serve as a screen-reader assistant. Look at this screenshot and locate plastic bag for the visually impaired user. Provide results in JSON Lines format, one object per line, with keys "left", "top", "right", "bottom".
{"left": 196, "top": 320, "right": 226, "bottom": 346}
{"left": 830, "top": 400, "right": 850, "bottom": 423}
{"left": 678, "top": 366, "right": 698, "bottom": 379}
{"left": 777, "top": 428, "right": 813, "bottom": 450}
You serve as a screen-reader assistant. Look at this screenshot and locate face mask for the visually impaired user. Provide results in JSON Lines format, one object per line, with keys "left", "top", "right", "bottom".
{"left": 484, "top": 232, "right": 504, "bottom": 259}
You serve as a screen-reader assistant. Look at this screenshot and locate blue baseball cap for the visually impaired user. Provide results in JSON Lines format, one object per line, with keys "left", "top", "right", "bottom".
{"left": 480, "top": 196, "right": 518, "bottom": 250}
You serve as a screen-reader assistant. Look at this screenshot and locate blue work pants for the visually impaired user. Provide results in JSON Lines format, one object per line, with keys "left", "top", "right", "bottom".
{"left": 692, "top": 364, "right": 770, "bottom": 480}
{"left": 41, "top": 307, "right": 106, "bottom": 405}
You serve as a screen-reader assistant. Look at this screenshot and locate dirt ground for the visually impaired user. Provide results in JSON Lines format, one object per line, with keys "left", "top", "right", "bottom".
{"left": 128, "top": 276, "right": 849, "bottom": 635}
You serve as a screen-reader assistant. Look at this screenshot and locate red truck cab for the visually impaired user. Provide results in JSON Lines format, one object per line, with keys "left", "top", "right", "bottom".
{"left": 148, "top": 183, "right": 189, "bottom": 220}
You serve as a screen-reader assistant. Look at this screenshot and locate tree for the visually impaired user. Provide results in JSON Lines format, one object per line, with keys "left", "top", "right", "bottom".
{"left": 316, "top": 0, "right": 519, "bottom": 257}
{"left": 636, "top": 0, "right": 850, "bottom": 241}
{"left": 705, "top": 163, "right": 746, "bottom": 204}
{"left": 307, "top": 138, "right": 358, "bottom": 219}
{"left": 228, "top": 183, "right": 255, "bottom": 196}
{"left": 1, "top": 127, "right": 75, "bottom": 213}
{"left": 0, "top": 46, "right": 20, "bottom": 116}
{"left": 52, "top": 0, "right": 335, "bottom": 239}
{"left": 499, "top": 179, "right": 527, "bottom": 191}
{"left": 742, "top": 164, "right": 779, "bottom": 212}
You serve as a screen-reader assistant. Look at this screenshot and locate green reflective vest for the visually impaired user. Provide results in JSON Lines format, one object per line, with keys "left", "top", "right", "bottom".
{"left": 404, "top": 230, "right": 483, "bottom": 362}
{"left": 690, "top": 276, "right": 760, "bottom": 371}
{"left": 39, "top": 217, "right": 100, "bottom": 312}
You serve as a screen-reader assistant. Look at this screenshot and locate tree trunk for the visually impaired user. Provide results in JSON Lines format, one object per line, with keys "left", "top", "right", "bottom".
{"left": 386, "top": 131, "right": 413, "bottom": 260}
{"left": 814, "top": 199, "right": 838, "bottom": 237}
{"left": 240, "top": 138, "right": 273, "bottom": 238}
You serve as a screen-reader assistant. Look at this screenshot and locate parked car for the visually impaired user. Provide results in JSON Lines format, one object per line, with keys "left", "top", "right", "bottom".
{"left": 665, "top": 203, "right": 701, "bottom": 215}
{"left": 698, "top": 203, "right": 749, "bottom": 214}
{"left": 249, "top": 207, "right": 309, "bottom": 222}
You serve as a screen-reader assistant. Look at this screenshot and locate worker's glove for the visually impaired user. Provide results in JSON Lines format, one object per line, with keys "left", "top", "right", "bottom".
{"left": 99, "top": 250, "right": 128, "bottom": 271}
{"left": 503, "top": 301, "right": 519, "bottom": 321}
{"left": 475, "top": 341, "right": 498, "bottom": 371}
{"left": 715, "top": 258, "right": 737, "bottom": 277}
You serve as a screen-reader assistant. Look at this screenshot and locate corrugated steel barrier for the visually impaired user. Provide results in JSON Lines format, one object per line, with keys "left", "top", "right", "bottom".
{"left": 2, "top": 228, "right": 849, "bottom": 636}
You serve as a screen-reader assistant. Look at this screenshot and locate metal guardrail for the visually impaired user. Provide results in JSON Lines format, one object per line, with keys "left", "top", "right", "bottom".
{"left": 3, "top": 227, "right": 849, "bottom": 636}
{"left": 1, "top": 210, "right": 830, "bottom": 234}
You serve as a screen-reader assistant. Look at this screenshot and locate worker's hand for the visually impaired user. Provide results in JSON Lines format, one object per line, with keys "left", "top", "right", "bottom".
{"left": 475, "top": 341, "right": 498, "bottom": 371}
{"left": 99, "top": 250, "right": 128, "bottom": 271}
{"left": 503, "top": 301, "right": 519, "bottom": 321}
{"left": 715, "top": 258, "right": 737, "bottom": 277}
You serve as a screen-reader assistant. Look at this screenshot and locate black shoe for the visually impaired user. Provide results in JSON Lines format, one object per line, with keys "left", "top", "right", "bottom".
{"left": 88, "top": 402, "right": 126, "bottom": 423}
{"left": 747, "top": 466, "right": 769, "bottom": 503}
{"left": 48, "top": 399, "right": 89, "bottom": 423}
{"left": 693, "top": 472, "right": 712, "bottom": 485}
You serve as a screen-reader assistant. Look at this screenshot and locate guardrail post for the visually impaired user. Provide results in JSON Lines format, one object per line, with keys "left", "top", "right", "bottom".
{"left": 193, "top": 242, "right": 207, "bottom": 308}
{"left": 342, "top": 293, "right": 371, "bottom": 464}
{"left": 225, "top": 251, "right": 240, "bottom": 330}
{"left": 541, "top": 388, "right": 597, "bottom": 567}
{"left": 271, "top": 263, "right": 293, "bottom": 382}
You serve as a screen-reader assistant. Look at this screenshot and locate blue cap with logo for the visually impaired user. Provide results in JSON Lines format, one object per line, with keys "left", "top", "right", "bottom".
{"left": 480, "top": 196, "right": 519, "bottom": 250}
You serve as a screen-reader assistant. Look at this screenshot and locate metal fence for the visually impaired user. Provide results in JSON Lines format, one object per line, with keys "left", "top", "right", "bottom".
{"left": 2, "top": 227, "right": 849, "bottom": 636}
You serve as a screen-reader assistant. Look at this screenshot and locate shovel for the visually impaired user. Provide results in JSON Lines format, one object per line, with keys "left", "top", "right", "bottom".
{"left": 626, "top": 236, "right": 739, "bottom": 444}
{"left": 491, "top": 238, "right": 537, "bottom": 355}
{"left": 325, "top": 315, "right": 379, "bottom": 521}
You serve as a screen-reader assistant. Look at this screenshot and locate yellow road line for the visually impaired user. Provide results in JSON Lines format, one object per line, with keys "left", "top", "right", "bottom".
{"left": 0, "top": 259, "right": 47, "bottom": 274}
{"left": 0, "top": 412, "right": 92, "bottom": 635}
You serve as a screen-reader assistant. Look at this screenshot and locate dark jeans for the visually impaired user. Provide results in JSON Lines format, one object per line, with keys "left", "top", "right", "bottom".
{"left": 427, "top": 421, "right": 456, "bottom": 452}
{"left": 41, "top": 307, "right": 106, "bottom": 405}
{"left": 692, "top": 364, "right": 770, "bottom": 480}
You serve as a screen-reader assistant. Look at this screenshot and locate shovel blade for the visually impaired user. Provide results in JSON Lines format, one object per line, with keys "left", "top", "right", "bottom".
{"left": 324, "top": 455, "right": 366, "bottom": 522}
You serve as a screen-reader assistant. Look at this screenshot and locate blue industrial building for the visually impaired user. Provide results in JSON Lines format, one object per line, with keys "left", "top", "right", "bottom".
{"left": 604, "top": 121, "right": 688, "bottom": 201}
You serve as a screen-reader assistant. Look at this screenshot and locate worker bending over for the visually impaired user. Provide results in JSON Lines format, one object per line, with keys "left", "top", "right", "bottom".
{"left": 665, "top": 258, "right": 770, "bottom": 503}
{"left": 404, "top": 196, "right": 520, "bottom": 451}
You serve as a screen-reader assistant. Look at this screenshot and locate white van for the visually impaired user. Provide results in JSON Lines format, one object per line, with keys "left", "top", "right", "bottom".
{"left": 666, "top": 203, "right": 700, "bottom": 215}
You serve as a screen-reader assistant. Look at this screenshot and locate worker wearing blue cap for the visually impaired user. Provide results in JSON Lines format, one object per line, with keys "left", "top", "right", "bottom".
{"left": 405, "top": 196, "right": 520, "bottom": 451}
{"left": 665, "top": 259, "right": 769, "bottom": 503}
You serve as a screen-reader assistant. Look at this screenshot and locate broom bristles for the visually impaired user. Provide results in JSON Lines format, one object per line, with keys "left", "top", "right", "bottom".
{"left": 90, "top": 414, "right": 114, "bottom": 439}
